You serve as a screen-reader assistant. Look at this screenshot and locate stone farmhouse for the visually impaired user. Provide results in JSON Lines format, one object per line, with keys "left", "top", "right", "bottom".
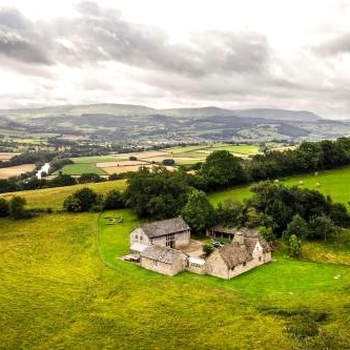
{"left": 126, "top": 217, "right": 271, "bottom": 279}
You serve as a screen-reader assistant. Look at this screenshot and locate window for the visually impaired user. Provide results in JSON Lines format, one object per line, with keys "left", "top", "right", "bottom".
{"left": 166, "top": 233, "right": 175, "bottom": 248}
{"left": 259, "top": 256, "right": 262, "bottom": 262}
{"left": 243, "top": 262, "right": 246, "bottom": 267}
{"left": 140, "top": 236, "right": 143, "bottom": 241}
{"left": 135, "top": 234, "right": 138, "bottom": 240}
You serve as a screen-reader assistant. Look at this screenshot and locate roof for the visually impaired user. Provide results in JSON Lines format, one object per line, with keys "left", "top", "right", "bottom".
{"left": 130, "top": 242, "right": 148, "bottom": 253}
{"left": 141, "top": 245, "right": 184, "bottom": 264}
{"left": 139, "top": 217, "right": 190, "bottom": 238}
{"left": 244, "top": 236, "right": 271, "bottom": 254}
{"left": 218, "top": 242, "right": 253, "bottom": 269}
{"left": 210, "top": 225, "right": 238, "bottom": 234}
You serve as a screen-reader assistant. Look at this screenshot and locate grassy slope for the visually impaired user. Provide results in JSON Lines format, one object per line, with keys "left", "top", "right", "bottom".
{"left": 209, "top": 165, "right": 350, "bottom": 207}
{"left": 1, "top": 211, "right": 349, "bottom": 349}
{"left": 0, "top": 180, "right": 126, "bottom": 210}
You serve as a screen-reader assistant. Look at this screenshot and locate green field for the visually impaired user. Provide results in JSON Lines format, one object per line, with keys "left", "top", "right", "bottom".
{"left": 58, "top": 163, "right": 106, "bottom": 175}
{"left": 0, "top": 180, "right": 126, "bottom": 210}
{"left": 70, "top": 155, "right": 127, "bottom": 164}
{"left": 1, "top": 164, "right": 350, "bottom": 348}
{"left": 0, "top": 205, "right": 349, "bottom": 349}
{"left": 209, "top": 165, "right": 350, "bottom": 207}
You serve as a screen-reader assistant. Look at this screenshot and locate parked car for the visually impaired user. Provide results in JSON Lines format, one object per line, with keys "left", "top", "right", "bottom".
{"left": 213, "top": 241, "right": 224, "bottom": 248}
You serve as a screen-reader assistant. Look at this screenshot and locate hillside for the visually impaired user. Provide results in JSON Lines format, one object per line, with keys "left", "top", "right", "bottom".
{"left": 1, "top": 169, "right": 350, "bottom": 349}
{"left": 2, "top": 103, "right": 347, "bottom": 143}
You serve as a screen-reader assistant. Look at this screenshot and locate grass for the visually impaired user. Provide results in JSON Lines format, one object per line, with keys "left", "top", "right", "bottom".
{"left": 71, "top": 155, "right": 126, "bottom": 164}
{"left": 1, "top": 210, "right": 349, "bottom": 349}
{"left": 209, "top": 165, "right": 350, "bottom": 207}
{"left": 0, "top": 180, "right": 126, "bottom": 210}
{"left": 58, "top": 163, "right": 106, "bottom": 175}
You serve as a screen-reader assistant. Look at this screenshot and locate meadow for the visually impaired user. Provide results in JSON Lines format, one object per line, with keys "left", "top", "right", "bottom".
{"left": 209, "top": 165, "right": 350, "bottom": 207}
{"left": 0, "top": 205, "right": 349, "bottom": 349}
{"left": 1, "top": 164, "right": 350, "bottom": 348}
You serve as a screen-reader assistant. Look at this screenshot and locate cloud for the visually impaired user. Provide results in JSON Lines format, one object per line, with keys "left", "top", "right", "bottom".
{"left": 0, "top": 8, "right": 51, "bottom": 64}
{"left": 316, "top": 33, "right": 350, "bottom": 56}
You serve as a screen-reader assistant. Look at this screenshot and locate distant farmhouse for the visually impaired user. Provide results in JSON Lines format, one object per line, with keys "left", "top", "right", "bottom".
{"left": 125, "top": 217, "right": 271, "bottom": 279}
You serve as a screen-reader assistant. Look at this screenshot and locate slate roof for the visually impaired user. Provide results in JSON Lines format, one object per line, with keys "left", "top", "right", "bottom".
{"left": 141, "top": 245, "right": 184, "bottom": 264}
{"left": 140, "top": 217, "right": 190, "bottom": 238}
{"left": 244, "top": 236, "right": 271, "bottom": 254}
{"left": 218, "top": 242, "right": 252, "bottom": 269}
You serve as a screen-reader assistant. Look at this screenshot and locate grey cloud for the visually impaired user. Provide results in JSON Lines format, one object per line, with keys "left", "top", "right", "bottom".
{"left": 0, "top": 8, "right": 51, "bottom": 64}
{"left": 316, "top": 33, "right": 350, "bottom": 56}
{"left": 0, "top": 3, "right": 270, "bottom": 76}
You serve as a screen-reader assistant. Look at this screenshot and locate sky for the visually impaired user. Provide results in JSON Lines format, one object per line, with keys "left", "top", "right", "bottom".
{"left": 0, "top": 0, "right": 350, "bottom": 119}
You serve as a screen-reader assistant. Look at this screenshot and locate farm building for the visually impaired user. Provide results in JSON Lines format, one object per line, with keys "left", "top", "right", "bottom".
{"left": 127, "top": 218, "right": 271, "bottom": 278}
{"left": 130, "top": 217, "right": 190, "bottom": 253}
{"left": 206, "top": 234, "right": 271, "bottom": 279}
{"left": 140, "top": 245, "right": 187, "bottom": 276}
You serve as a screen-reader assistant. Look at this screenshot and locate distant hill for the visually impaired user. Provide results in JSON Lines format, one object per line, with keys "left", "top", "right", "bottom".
{"left": 1, "top": 103, "right": 322, "bottom": 122}
{"left": 1, "top": 103, "right": 347, "bottom": 143}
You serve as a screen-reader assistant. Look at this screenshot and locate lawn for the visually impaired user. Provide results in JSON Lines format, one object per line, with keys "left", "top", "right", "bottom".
{"left": 71, "top": 155, "right": 126, "bottom": 164}
{"left": 209, "top": 165, "right": 350, "bottom": 207}
{"left": 0, "top": 180, "right": 126, "bottom": 210}
{"left": 1, "top": 211, "right": 349, "bottom": 349}
{"left": 58, "top": 163, "right": 106, "bottom": 175}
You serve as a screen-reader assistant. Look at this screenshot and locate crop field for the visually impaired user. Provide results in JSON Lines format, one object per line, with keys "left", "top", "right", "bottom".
{"left": 0, "top": 205, "right": 349, "bottom": 349}
{"left": 209, "top": 165, "right": 350, "bottom": 207}
{"left": 0, "top": 152, "right": 21, "bottom": 161}
{"left": 58, "top": 163, "right": 106, "bottom": 175}
{"left": 0, "top": 163, "right": 36, "bottom": 179}
{"left": 65, "top": 143, "right": 261, "bottom": 175}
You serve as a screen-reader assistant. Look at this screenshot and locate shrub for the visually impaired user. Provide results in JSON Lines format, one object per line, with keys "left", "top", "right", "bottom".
{"left": 78, "top": 173, "right": 102, "bottom": 184}
{"left": 288, "top": 234, "right": 302, "bottom": 258}
{"left": 9, "top": 196, "right": 31, "bottom": 220}
{"left": 203, "top": 244, "right": 214, "bottom": 255}
{"left": 103, "top": 190, "right": 125, "bottom": 210}
{"left": 63, "top": 188, "right": 99, "bottom": 213}
{"left": 162, "top": 159, "right": 175, "bottom": 166}
{"left": 0, "top": 198, "right": 9, "bottom": 217}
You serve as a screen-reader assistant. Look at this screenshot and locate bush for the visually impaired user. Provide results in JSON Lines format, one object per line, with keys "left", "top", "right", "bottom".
{"left": 63, "top": 188, "right": 99, "bottom": 213}
{"left": 0, "top": 198, "right": 9, "bottom": 217}
{"left": 9, "top": 196, "right": 31, "bottom": 220}
{"left": 78, "top": 173, "right": 103, "bottom": 184}
{"left": 103, "top": 190, "right": 125, "bottom": 210}
{"left": 162, "top": 159, "right": 175, "bottom": 166}
{"left": 282, "top": 214, "right": 309, "bottom": 241}
{"left": 288, "top": 234, "right": 302, "bottom": 258}
{"left": 309, "top": 215, "right": 339, "bottom": 241}
{"left": 203, "top": 244, "right": 214, "bottom": 255}
{"left": 259, "top": 226, "right": 275, "bottom": 242}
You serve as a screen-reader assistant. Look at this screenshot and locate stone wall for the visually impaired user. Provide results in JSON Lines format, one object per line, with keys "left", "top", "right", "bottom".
{"left": 140, "top": 254, "right": 186, "bottom": 276}
{"left": 130, "top": 228, "right": 151, "bottom": 245}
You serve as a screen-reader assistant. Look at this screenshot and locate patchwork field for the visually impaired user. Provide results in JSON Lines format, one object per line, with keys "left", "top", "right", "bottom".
{"left": 60, "top": 143, "right": 261, "bottom": 176}
{"left": 0, "top": 163, "right": 36, "bottom": 179}
{"left": 0, "top": 152, "right": 21, "bottom": 161}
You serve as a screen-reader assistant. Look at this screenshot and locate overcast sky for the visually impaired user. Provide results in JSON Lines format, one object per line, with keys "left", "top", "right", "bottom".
{"left": 0, "top": 0, "right": 349, "bottom": 119}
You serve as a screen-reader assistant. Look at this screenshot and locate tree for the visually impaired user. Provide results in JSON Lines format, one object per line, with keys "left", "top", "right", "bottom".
{"left": 103, "top": 190, "right": 125, "bottom": 210}
{"left": 282, "top": 214, "right": 309, "bottom": 241}
{"left": 309, "top": 215, "right": 338, "bottom": 241}
{"left": 215, "top": 199, "right": 245, "bottom": 227}
{"left": 78, "top": 173, "right": 102, "bottom": 184}
{"left": 0, "top": 198, "right": 9, "bottom": 217}
{"left": 125, "top": 167, "right": 189, "bottom": 219}
{"left": 259, "top": 226, "right": 275, "bottom": 242}
{"left": 200, "top": 150, "right": 247, "bottom": 190}
{"left": 288, "top": 234, "right": 302, "bottom": 258}
{"left": 63, "top": 188, "right": 99, "bottom": 212}
{"left": 162, "top": 159, "right": 175, "bottom": 166}
{"left": 9, "top": 196, "right": 30, "bottom": 220}
{"left": 182, "top": 189, "right": 216, "bottom": 235}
